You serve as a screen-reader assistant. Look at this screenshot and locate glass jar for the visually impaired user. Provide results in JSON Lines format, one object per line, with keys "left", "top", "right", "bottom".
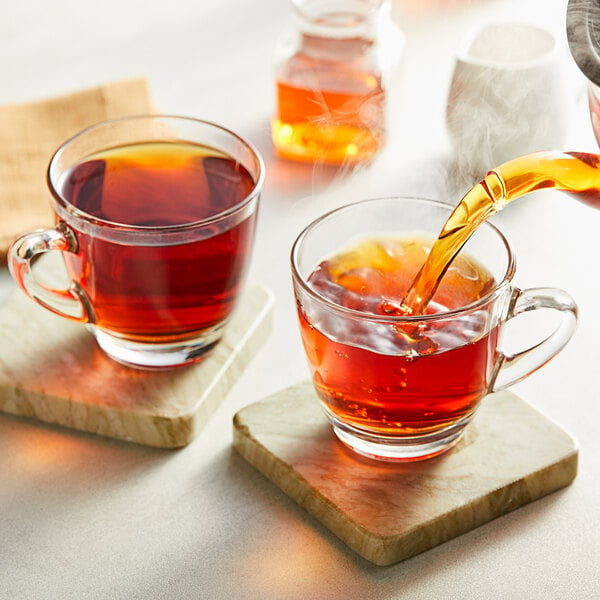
{"left": 272, "top": 0, "right": 402, "bottom": 166}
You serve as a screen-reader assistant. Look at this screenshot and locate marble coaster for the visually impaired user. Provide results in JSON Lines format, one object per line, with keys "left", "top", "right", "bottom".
{"left": 233, "top": 381, "right": 578, "bottom": 566}
{"left": 0, "top": 283, "right": 273, "bottom": 448}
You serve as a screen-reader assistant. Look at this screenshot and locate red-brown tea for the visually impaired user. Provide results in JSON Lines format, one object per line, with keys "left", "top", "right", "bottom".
{"left": 299, "top": 235, "right": 499, "bottom": 435}
{"left": 59, "top": 141, "right": 257, "bottom": 341}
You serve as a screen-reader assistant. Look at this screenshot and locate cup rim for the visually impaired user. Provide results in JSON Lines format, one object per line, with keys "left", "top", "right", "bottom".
{"left": 290, "top": 196, "right": 516, "bottom": 322}
{"left": 456, "top": 20, "right": 560, "bottom": 70}
{"left": 46, "top": 114, "right": 265, "bottom": 233}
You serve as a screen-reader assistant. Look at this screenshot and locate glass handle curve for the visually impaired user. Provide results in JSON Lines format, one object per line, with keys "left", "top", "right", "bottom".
{"left": 7, "top": 224, "right": 91, "bottom": 323}
{"left": 491, "top": 287, "right": 578, "bottom": 391}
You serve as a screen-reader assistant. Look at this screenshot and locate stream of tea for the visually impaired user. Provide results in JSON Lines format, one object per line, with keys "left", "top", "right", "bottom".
{"left": 402, "top": 151, "right": 600, "bottom": 316}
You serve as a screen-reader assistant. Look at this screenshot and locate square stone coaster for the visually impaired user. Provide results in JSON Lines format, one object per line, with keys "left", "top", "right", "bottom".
{"left": 0, "top": 282, "right": 273, "bottom": 448}
{"left": 233, "top": 380, "right": 578, "bottom": 566}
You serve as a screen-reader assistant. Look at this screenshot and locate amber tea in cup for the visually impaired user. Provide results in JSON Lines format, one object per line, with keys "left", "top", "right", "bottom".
{"left": 8, "top": 116, "right": 264, "bottom": 369}
{"left": 291, "top": 197, "right": 577, "bottom": 461}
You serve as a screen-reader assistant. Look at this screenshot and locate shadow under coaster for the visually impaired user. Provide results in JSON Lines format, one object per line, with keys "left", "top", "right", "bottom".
{"left": 233, "top": 380, "right": 578, "bottom": 566}
{"left": 0, "top": 283, "right": 273, "bottom": 448}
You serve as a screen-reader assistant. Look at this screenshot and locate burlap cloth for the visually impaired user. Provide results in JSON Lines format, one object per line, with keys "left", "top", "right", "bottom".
{"left": 0, "top": 78, "right": 154, "bottom": 260}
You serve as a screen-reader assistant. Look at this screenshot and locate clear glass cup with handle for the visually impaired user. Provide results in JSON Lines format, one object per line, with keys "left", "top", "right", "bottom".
{"left": 291, "top": 197, "right": 578, "bottom": 461}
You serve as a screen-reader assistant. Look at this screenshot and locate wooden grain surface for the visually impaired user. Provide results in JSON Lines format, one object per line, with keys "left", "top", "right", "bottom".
{"left": 0, "top": 282, "right": 273, "bottom": 447}
{"left": 233, "top": 380, "right": 578, "bottom": 566}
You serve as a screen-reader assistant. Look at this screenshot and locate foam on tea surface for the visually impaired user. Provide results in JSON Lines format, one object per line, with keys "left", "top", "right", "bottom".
{"left": 302, "top": 234, "right": 499, "bottom": 435}
{"left": 311, "top": 233, "right": 495, "bottom": 317}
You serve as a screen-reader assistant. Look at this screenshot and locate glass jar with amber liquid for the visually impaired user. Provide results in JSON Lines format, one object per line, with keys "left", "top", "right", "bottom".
{"left": 272, "top": 0, "right": 401, "bottom": 165}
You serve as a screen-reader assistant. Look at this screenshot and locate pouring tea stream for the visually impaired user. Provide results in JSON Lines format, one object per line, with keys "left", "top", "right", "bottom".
{"left": 402, "top": 151, "right": 600, "bottom": 316}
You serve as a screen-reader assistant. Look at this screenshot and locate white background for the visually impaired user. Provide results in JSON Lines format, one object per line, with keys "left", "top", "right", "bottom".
{"left": 0, "top": 0, "right": 598, "bottom": 598}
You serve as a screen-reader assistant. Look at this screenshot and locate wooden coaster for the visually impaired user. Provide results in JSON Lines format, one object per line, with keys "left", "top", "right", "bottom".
{"left": 233, "top": 380, "right": 578, "bottom": 566}
{"left": 0, "top": 283, "right": 273, "bottom": 448}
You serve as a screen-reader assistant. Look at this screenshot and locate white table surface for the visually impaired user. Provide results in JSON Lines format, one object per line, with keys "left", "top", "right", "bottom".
{"left": 1, "top": 1, "right": 599, "bottom": 598}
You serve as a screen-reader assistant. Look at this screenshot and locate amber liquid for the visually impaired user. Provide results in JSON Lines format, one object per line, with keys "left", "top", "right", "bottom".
{"left": 301, "top": 235, "right": 499, "bottom": 435}
{"left": 59, "top": 142, "right": 257, "bottom": 341}
{"left": 272, "top": 34, "right": 385, "bottom": 165}
{"left": 299, "top": 151, "right": 600, "bottom": 437}
{"left": 403, "top": 151, "right": 600, "bottom": 315}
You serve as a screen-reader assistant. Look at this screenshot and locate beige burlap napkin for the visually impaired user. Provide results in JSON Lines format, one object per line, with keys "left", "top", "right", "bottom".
{"left": 0, "top": 78, "right": 154, "bottom": 260}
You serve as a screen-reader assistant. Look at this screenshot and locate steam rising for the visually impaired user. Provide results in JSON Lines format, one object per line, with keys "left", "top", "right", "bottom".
{"left": 446, "top": 21, "right": 572, "bottom": 182}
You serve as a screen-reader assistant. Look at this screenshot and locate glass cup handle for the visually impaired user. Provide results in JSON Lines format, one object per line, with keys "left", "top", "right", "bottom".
{"left": 491, "top": 287, "right": 578, "bottom": 391}
{"left": 7, "top": 223, "right": 92, "bottom": 323}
